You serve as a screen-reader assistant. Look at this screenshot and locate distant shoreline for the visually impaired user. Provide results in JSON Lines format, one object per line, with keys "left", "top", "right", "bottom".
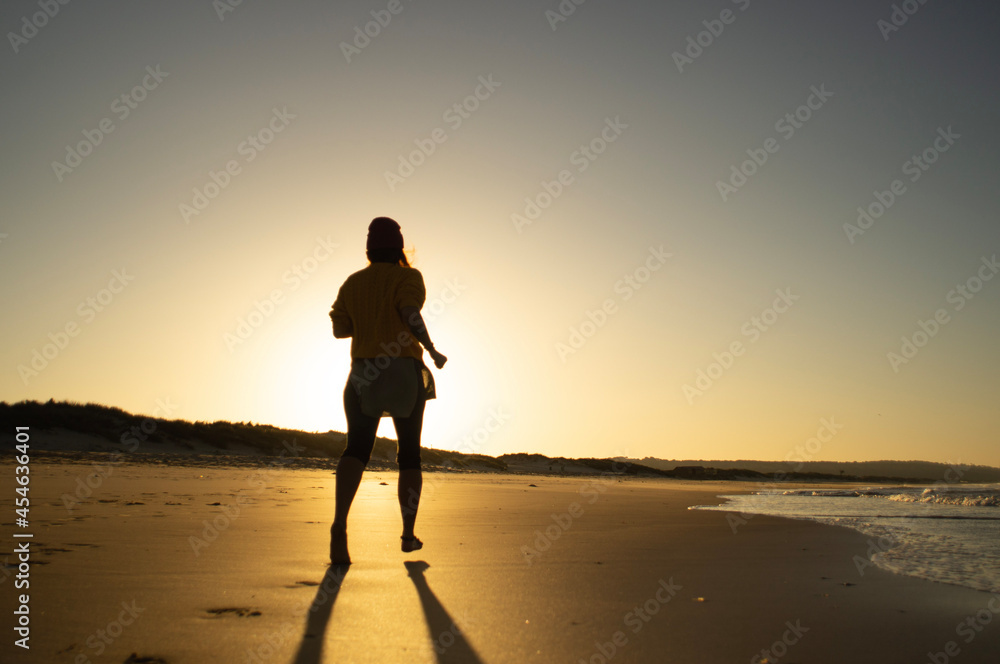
{"left": 5, "top": 448, "right": 987, "bottom": 488}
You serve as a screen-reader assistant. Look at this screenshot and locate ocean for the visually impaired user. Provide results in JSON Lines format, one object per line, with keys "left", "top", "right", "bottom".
{"left": 690, "top": 484, "right": 1000, "bottom": 594}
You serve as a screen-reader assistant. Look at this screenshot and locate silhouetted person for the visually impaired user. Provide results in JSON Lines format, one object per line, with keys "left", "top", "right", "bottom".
{"left": 328, "top": 217, "right": 447, "bottom": 564}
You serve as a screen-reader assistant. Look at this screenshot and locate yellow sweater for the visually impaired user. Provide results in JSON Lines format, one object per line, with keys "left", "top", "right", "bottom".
{"left": 330, "top": 263, "right": 426, "bottom": 359}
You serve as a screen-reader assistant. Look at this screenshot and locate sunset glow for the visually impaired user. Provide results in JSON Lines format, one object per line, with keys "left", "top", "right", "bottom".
{"left": 2, "top": 0, "right": 998, "bottom": 466}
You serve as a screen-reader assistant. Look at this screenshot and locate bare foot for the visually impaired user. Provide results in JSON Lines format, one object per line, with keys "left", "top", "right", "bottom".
{"left": 330, "top": 523, "right": 351, "bottom": 564}
{"left": 401, "top": 535, "right": 423, "bottom": 553}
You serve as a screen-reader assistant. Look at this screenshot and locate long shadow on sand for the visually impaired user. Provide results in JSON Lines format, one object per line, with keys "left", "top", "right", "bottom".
{"left": 405, "top": 561, "right": 485, "bottom": 664}
{"left": 291, "top": 564, "right": 350, "bottom": 664}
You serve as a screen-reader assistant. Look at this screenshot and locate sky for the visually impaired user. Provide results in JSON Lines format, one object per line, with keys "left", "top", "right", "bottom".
{"left": 2, "top": 0, "right": 999, "bottom": 467}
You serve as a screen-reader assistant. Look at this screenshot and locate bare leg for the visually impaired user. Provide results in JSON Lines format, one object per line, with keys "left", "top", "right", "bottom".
{"left": 398, "top": 468, "right": 422, "bottom": 541}
{"left": 394, "top": 368, "right": 426, "bottom": 552}
{"left": 331, "top": 455, "right": 365, "bottom": 564}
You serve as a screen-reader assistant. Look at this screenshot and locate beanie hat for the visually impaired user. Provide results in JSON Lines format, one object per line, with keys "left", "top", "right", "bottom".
{"left": 367, "top": 217, "right": 404, "bottom": 250}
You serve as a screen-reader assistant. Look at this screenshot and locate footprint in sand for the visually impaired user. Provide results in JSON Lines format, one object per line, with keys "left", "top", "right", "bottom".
{"left": 205, "top": 607, "right": 262, "bottom": 617}
{"left": 40, "top": 547, "right": 73, "bottom": 556}
{"left": 124, "top": 654, "right": 168, "bottom": 663}
{"left": 284, "top": 580, "right": 320, "bottom": 588}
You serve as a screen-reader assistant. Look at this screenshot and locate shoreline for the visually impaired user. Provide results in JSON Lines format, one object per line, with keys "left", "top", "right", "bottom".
{"left": 2, "top": 462, "right": 998, "bottom": 663}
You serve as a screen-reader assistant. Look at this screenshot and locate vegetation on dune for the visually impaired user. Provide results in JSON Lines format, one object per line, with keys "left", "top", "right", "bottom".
{"left": 3, "top": 400, "right": 996, "bottom": 481}
{"left": 0, "top": 399, "right": 503, "bottom": 470}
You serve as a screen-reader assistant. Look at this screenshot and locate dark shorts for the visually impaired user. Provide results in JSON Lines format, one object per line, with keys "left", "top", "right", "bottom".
{"left": 341, "top": 360, "right": 427, "bottom": 470}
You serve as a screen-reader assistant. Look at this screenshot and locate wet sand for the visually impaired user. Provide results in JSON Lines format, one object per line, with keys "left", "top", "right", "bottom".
{"left": 2, "top": 461, "right": 998, "bottom": 663}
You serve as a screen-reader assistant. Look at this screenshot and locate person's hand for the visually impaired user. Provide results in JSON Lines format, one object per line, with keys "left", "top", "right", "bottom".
{"left": 429, "top": 348, "right": 447, "bottom": 369}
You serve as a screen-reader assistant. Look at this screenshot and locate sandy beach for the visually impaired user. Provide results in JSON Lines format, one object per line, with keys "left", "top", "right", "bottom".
{"left": 3, "top": 460, "right": 999, "bottom": 663}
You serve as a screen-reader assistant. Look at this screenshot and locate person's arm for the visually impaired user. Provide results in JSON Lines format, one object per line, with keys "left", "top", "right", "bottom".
{"left": 330, "top": 297, "right": 353, "bottom": 338}
{"left": 400, "top": 305, "right": 447, "bottom": 368}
